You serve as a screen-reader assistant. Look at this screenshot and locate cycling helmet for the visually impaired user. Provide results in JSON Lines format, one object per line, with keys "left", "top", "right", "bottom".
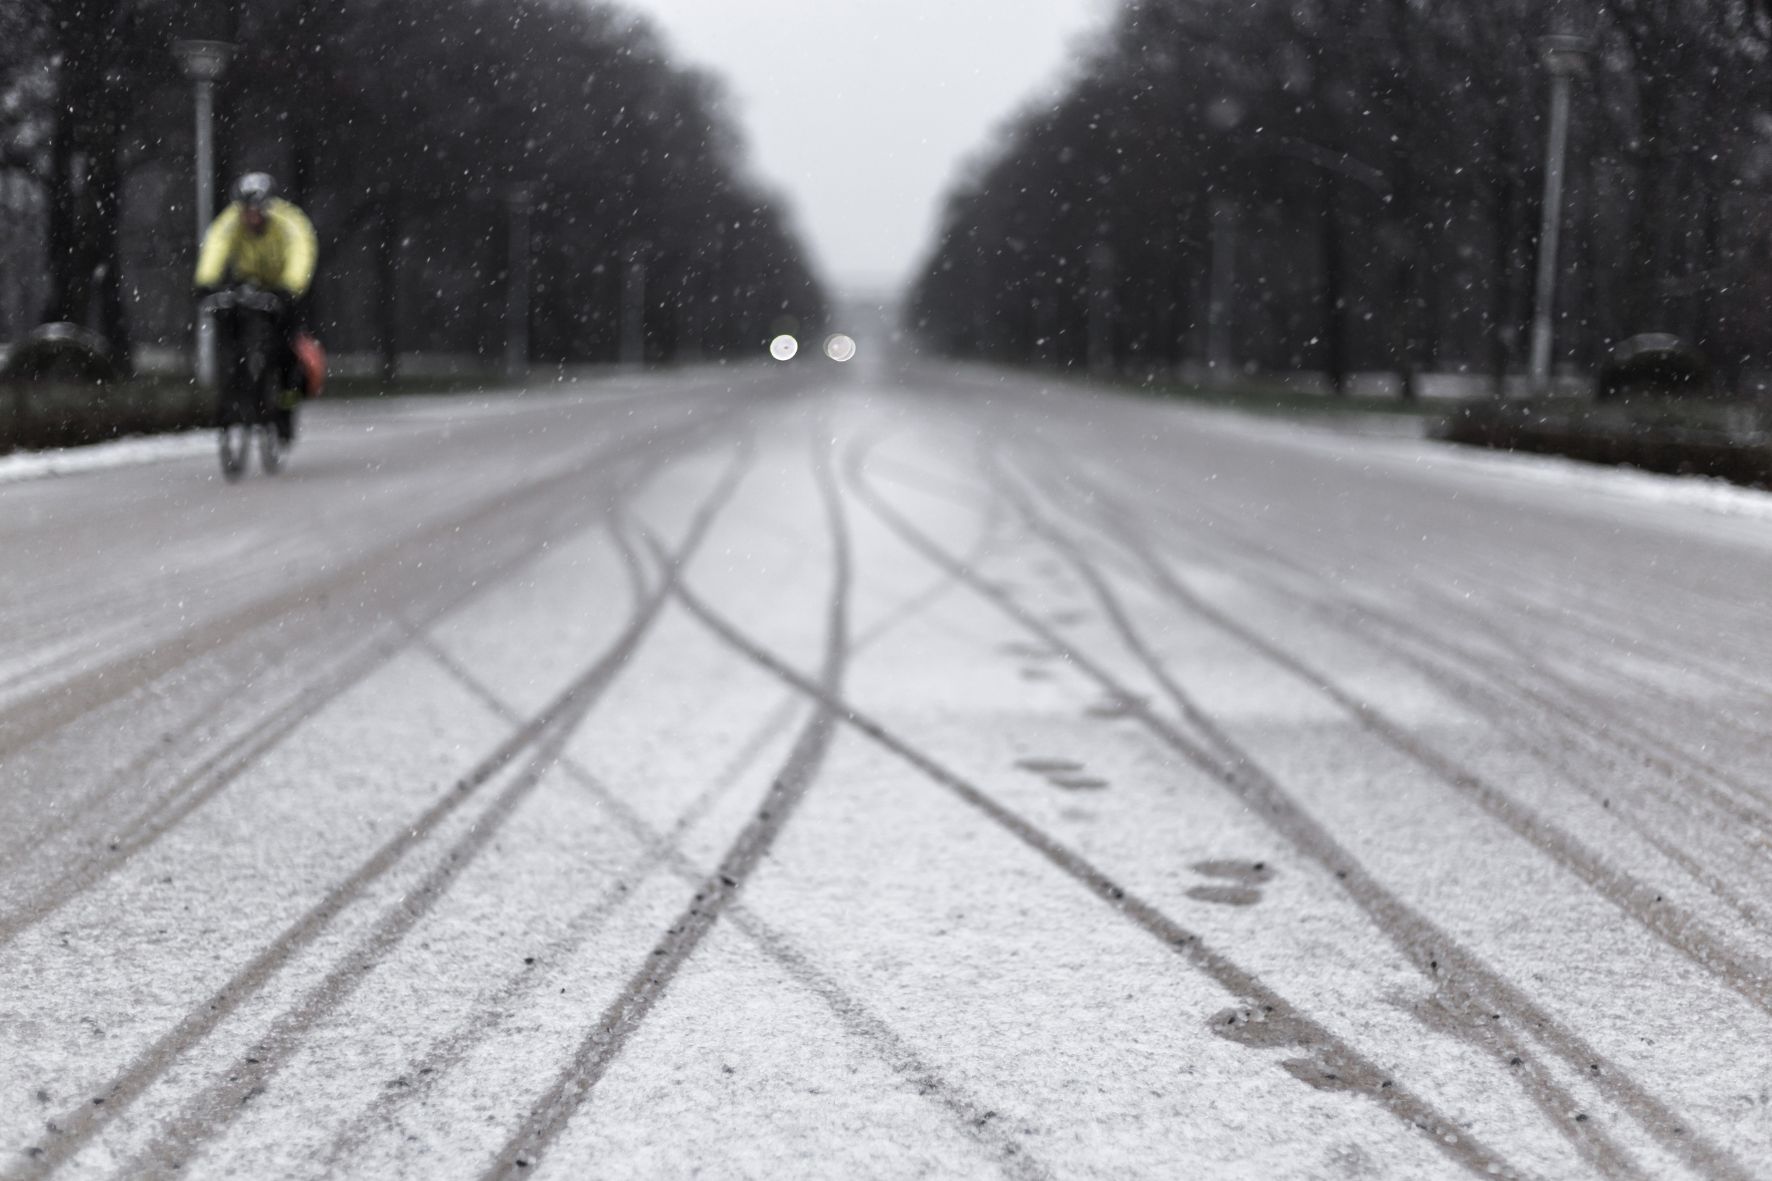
{"left": 231, "top": 172, "right": 276, "bottom": 210}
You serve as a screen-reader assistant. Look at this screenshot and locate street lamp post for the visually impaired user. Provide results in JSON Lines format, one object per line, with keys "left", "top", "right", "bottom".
{"left": 173, "top": 39, "right": 233, "bottom": 387}
{"left": 1529, "top": 34, "right": 1590, "bottom": 398}
{"left": 621, "top": 242, "right": 647, "bottom": 367}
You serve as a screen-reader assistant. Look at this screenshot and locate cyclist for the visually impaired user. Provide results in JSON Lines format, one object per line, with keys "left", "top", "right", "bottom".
{"left": 193, "top": 173, "right": 318, "bottom": 444}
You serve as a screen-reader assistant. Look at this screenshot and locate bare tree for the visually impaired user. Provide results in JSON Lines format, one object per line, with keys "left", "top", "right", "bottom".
{"left": 8, "top": 0, "right": 827, "bottom": 367}
{"left": 913, "top": 0, "right": 1772, "bottom": 393}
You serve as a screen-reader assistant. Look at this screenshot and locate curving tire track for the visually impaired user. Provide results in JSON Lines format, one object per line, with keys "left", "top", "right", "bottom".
{"left": 975, "top": 444, "right": 1664, "bottom": 1180}
{"left": 0, "top": 404, "right": 743, "bottom": 949}
{"left": 10, "top": 444, "right": 751, "bottom": 1180}
{"left": 662, "top": 515, "right": 1524, "bottom": 1181}
{"left": 313, "top": 459, "right": 1023, "bottom": 1176}
{"left": 13, "top": 377, "right": 1765, "bottom": 1178}
{"left": 0, "top": 472, "right": 632, "bottom": 947}
{"left": 1049, "top": 450, "right": 1772, "bottom": 925}
{"left": 0, "top": 391, "right": 744, "bottom": 773}
{"left": 479, "top": 427, "right": 855, "bottom": 1179}
{"left": 1036, "top": 438, "right": 1772, "bottom": 880}
{"left": 1010, "top": 387, "right": 1772, "bottom": 700}
{"left": 847, "top": 429, "right": 1753, "bottom": 1181}
{"left": 311, "top": 646, "right": 813, "bottom": 1175}
{"left": 327, "top": 579, "right": 1049, "bottom": 1180}
{"left": 0, "top": 394, "right": 749, "bottom": 894}
{"left": 1309, "top": 614, "right": 1772, "bottom": 934}
{"left": 995, "top": 441, "right": 1772, "bottom": 1021}
{"left": 1054, "top": 438, "right": 1772, "bottom": 810}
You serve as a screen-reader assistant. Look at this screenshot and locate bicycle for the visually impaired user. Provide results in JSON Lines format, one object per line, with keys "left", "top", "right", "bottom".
{"left": 202, "top": 284, "right": 293, "bottom": 480}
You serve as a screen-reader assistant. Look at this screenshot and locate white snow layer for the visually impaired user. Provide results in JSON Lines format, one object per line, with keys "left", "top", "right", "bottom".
{"left": 0, "top": 431, "right": 215, "bottom": 484}
{"left": 1203, "top": 409, "right": 1772, "bottom": 523}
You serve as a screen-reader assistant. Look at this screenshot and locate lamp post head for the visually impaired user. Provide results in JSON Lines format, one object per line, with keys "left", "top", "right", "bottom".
{"left": 173, "top": 39, "right": 234, "bottom": 84}
{"left": 1539, "top": 34, "right": 1592, "bottom": 79}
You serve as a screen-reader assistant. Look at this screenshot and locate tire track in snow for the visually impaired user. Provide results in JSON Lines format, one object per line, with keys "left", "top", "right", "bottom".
{"left": 975, "top": 441, "right": 1661, "bottom": 1181}
{"left": 1385, "top": 597, "right": 1772, "bottom": 826}
{"left": 1029, "top": 434, "right": 1772, "bottom": 906}
{"left": 0, "top": 458, "right": 643, "bottom": 949}
{"left": 479, "top": 428, "right": 855, "bottom": 1179}
{"left": 1316, "top": 615, "right": 1772, "bottom": 935}
{"left": 108, "top": 516, "right": 660, "bottom": 1176}
{"left": 103, "top": 453, "right": 753, "bottom": 1178}
{"left": 0, "top": 398, "right": 732, "bottom": 933}
{"left": 713, "top": 903, "right": 1057, "bottom": 1181}
{"left": 1011, "top": 385, "right": 1772, "bottom": 706}
{"left": 1440, "top": 566, "right": 1772, "bottom": 708}
{"left": 317, "top": 466, "right": 1025, "bottom": 1176}
{"left": 1225, "top": 513, "right": 1772, "bottom": 831}
{"left": 1303, "top": 594, "right": 1772, "bottom": 922}
{"left": 312, "top": 645, "right": 811, "bottom": 1174}
{"left": 0, "top": 392, "right": 741, "bottom": 771}
{"left": 1058, "top": 437, "right": 1772, "bottom": 822}
{"left": 1000, "top": 443, "right": 1772, "bottom": 1021}
{"left": 1025, "top": 383, "right": 1772, "bottom": 665}
{"left": 850, "top": 433, "right": 1750, "bottom": 1181}
{"left": 662, "top": 519, "right": 1523, "bottom": 1181}
{"left": 1055, "top": 455, "right": 1772, "bottom": 929}
{"left": 0, "top": 395, "right": 733, "bottom": 887}
{"left": 11, "top": 448, "right": 748, "bottom": 1179}
{"left": 328, "top": 549, "right": 1035, "bottom": 1177}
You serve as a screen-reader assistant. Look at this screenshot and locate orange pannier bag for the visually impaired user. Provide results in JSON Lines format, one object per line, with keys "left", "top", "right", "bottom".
{"left": 293, "top": 333, "right": 327, "bottom": 398}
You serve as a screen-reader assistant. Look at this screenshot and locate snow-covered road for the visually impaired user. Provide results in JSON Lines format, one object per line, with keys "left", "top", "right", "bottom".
{"left": 4, "top": 364, "right": 1772, "bottom": 1180}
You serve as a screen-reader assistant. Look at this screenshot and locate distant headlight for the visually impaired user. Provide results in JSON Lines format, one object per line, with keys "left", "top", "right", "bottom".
{"left": 769, "top": 335, "right": 799, "bottom": 361}
{"left": 823, "top": 334, "right": 857, "bottom": 363}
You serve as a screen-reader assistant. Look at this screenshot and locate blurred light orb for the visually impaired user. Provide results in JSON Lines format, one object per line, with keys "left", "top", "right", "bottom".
{"left": 823, "top": 334, "right": 858, "bottom": 363}
{"left": 769, "top": 335, "right": 799, "bottom": 361}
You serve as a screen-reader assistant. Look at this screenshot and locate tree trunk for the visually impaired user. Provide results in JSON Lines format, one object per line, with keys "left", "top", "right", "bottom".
{"left": 1623, "top": 71, "right": 1678, "bottom": 333}
{"left": 1488, "top": 165, "right": 1517, "bottom": 397}
{"left": 90, "top": 126, "right": 131, "bottom": 374}
{"left": 39, "top": 0, "right": 130, "bottom": 369}
{"left": 377, "top": 188, "right": 400, "bottom": 384}
{"left": 1319, "top": 178, "right": 1349, "bottom": 396}
{"left": 1383, "top": 0, "right": 1421, "bottom": 401}
{"left": 40, "top": 83, "right": 83, "bottom": 324}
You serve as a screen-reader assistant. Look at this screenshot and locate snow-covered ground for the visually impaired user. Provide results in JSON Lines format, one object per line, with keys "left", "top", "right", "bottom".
{"left": 0, "top": 431, "right": 216, "bottom": 485}
{"left": 2, "top": 366, "right": 1770, "bottom": 1179}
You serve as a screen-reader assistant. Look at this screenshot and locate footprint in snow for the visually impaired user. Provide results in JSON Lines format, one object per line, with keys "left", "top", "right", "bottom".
{"left": 1187, "top": 859, "right": 1275, "bottom": 907}
{"left": 1013, "top": 757, "right": 1110, "bottom": 792}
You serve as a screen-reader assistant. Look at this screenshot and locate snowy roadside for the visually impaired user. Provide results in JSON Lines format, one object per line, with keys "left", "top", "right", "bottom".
{"left": 0, "top": 430, "right": 216, "bottom": 485}
{"left": 1403, "top": 436, "right": 1772, "bottom": 521}
{"left": 1167, "top": 396, "right": 1772, "bottom": 525}
{"left": 1325, "top": 422, "right": 1772, "bottom": 522}
{"left": 0, "top": 368, "right": 762, "bottom": 488}
{"left": 945, "top": 363, "right": 1772, "bottom": 525}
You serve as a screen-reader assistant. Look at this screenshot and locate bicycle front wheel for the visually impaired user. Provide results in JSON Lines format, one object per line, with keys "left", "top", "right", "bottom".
{"left": 255, "top": 366, "right": 286, "bottom": 475}
{"left": 217, "top": 395, "right": 249, "bottom": 481}
{"left": 258, "top": 422, "right": 285, "bottom": 475}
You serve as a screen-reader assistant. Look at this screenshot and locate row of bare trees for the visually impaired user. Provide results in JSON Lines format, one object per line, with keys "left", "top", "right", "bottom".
{"left": 910, "top": 0, "right": 1772, "bottom": 394}
{"left": 0, "top": 0, "right": 826, "bottom": 374}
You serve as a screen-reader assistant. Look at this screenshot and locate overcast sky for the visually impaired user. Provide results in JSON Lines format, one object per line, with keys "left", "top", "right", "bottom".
{"left": 625, "top": 0, "right": 1111, "bottom": 294}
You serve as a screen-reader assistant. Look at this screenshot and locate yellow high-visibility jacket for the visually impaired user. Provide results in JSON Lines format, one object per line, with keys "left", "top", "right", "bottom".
{"left": 194, "top": 198, "right": 318, "bottom": 297}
